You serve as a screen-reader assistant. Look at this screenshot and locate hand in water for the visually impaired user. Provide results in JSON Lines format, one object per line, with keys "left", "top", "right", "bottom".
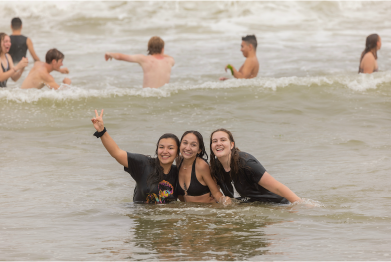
{"left": 219, "top": 196, "right": 232, "bottom": 206}
{"left": 62, "top": 78, "right": 71, "bottom": 85}
{"left": 104, "top": 53, "right": 113, "bottom": 61}
{"left": 59, "top": 67, "right": 69, "bottom": 74}
{"left": 91, "top": 109, "right": 105, "bottom": 132}
{"left": 219, "top": 77, "right": 229, "bottom": 81}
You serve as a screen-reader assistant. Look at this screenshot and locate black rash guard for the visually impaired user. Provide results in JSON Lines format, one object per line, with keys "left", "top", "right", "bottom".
{"left": 9, "top": 35, "right": 28, "bottom": 64}
{"left": 218, "top": 151, "right": 289, "bottom": 204}
{"left": 177, "top": 158, "right": 211, "bottom": 197}
{"left": 124, "top": 152, "right": 178, "bottom": 204}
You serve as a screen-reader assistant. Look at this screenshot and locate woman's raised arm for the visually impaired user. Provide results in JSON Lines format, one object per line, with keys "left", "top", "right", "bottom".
{"left": 91, "top": 109, "right": 128, "bottom": 167}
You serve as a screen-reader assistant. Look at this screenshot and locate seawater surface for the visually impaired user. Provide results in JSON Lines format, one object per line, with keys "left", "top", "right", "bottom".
{"left": 1, "top": 1, "right": 391, "bottom": 260}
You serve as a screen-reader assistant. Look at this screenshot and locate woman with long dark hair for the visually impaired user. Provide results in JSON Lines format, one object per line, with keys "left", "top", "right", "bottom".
{"left": 359, "top": 34, "right": 381, "bottom": 74}
{"left": 209, "top": 128, "right": 301, "bottom": 204}
{"left": 91, "top": 109, "right": 179, "bottom": 204}
{"left": 0, "top": 32, "right": 28, "bottom": 88}
{"left": 177, "top": 131, "right": 231, "bottom": 204}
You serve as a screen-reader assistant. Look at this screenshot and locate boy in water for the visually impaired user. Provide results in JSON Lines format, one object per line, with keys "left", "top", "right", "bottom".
{"left": 9, "top": 17, "right": 40, "bottom": 65}
{"left": 220, "top": 35, "right": 259, "bottom": 81}
{"left": 20, "top": 48, "right": 70, "bottom": 89}
{"left": 105, "top": 36, "right": 175, "bottom": 88}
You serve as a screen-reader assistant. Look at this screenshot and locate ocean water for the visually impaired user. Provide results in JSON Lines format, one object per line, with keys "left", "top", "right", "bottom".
{"left": 1, "top": 1, "right": 391, "bottom": 260}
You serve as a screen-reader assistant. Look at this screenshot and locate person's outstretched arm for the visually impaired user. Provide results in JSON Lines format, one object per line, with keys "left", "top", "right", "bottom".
{"left": 91, "top": 109, "right": 128, "bottom": 167}
{"left": 259, "top": 172, "right": 301, "bottom": 203}
{"left": 26, "top": 38, "right": 40, "bottom": 62}
{"left": 105, "top": 52, "right": 146, "bottom": 65}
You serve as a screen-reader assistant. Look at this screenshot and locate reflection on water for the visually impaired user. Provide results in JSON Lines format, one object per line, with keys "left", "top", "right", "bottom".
{"left": 123, "top": 203, "right": 285, "bottom": 261}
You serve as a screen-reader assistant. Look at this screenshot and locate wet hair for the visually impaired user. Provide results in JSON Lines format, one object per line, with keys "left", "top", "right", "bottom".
{"left": 147, "top": 36, "right": 164, "bottom": 55}
{"left": 180, "top": 130, "right": 208, "bottom": 161}
{"left": 45, "top": 48, "right": 64, "bottom": 64}
{"left": 359, "top": 34, "right": 380, "bottom": 71}
{"left": 209, "top": 128, "right": 244, "bottom": 183}
{"left": 147, "top": 133, "right": 180, "bottom": 189}
{"left": 11, "top": 17, "right": 22, "bottom": 30}
{"left": 0, "top": 33, "right": 8, "bottom": 57}
{"left": 242, "top": 35, "right": 257, "bottom": 50}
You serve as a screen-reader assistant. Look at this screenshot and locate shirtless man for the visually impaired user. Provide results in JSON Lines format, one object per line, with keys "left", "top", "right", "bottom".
{"left": 20, "top": 48, "right": 71, "bottom": 89}
{"left": 220, "top": 35, "right": 259, "bottom": 81}
{"left": 105, "top": 36, "right": 175, "bottom": 88}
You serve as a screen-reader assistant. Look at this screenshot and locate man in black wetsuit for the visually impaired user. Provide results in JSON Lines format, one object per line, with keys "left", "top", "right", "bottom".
{"left": 9, "top": 17, "right": 40, "bottom": 65}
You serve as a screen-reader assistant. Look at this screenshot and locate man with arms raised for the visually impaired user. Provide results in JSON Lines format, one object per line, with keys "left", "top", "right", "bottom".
{"left": 220, "top": 35, "right": 259, "bottom": 81}
{"left": 105, "top": 36, "right": 175, "bottom": 88}
{"left": 21, "top": 48, "right": 70, "bottom": 89}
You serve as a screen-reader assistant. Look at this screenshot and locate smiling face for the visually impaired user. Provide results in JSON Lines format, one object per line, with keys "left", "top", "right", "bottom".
{"left": 211, "top": 131, "right": 234, "bottom": 158}
{"left": 157, "top": 138, "right": 178, "bottom": 165}
{"left": 180, "top": 133, "right": 201, "bottom": 160}
{"left": 1, "top": 35, "right": 11, "bottom": 54}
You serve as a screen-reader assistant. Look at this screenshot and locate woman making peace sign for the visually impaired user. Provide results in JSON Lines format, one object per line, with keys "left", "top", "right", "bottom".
{"left": 91, "top": 109, "right": 179, "bottom": 204}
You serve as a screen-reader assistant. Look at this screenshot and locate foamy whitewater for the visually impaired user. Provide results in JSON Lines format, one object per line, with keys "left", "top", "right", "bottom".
{"left": 1, "top": 1, "right": 391, "bottom": 260}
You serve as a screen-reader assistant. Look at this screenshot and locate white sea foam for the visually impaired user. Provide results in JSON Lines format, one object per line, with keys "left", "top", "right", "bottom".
{"left": 1, "top": 73, "right": 389, "bottom": 103}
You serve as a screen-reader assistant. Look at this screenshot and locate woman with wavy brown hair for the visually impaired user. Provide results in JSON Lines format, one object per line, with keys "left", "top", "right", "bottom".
{"left": 209, "top": 128, "right": 301, "bottom": 204}
{"left": 359, "top": 34, "right": 381, "bottom": 74}
{"left": 0, "top": 32, "right": 28, "bottom": 88}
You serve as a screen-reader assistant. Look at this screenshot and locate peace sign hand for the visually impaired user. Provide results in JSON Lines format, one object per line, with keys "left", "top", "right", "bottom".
{"left": 91, "top": 109, "right": 105, "bottom": 132}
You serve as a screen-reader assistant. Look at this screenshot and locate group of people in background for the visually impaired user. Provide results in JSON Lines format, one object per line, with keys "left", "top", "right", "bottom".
{"left": 2, "top": 18, "right": 382, "bottom": 91}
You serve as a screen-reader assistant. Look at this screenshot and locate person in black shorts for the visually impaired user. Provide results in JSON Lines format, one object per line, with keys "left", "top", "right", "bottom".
{"left": 0, "top": 32, "right": 28, "bottom": 88}
{"left": 209, "top": 128, "right": 302, "bottom": 204}
{"left": 91, "top": 109, "right": 179, "bottom": 204}
{"left": 177, "top": 131, "right": 231, "bottom": 204}
{"left": 9, "top": 17, "right": 40, "bottom": 65}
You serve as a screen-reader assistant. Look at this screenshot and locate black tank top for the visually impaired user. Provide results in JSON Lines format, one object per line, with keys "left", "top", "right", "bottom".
{"left": 177, "top": 158, "right": 211, "bottom": 196}
{"left": 9, "top": 35, "right": 28, "bottom": 64}
{"left": 0, "top": 55, "right": 10, "bottom": 88}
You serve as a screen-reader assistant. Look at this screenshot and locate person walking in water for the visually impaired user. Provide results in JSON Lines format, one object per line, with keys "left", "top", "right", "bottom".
{"left": 105, "top": 36, "right": 175, "bottom": 88}
{"left": 20, "top": 48, "right": 70, "bottom": 89}
{"left": 9, "top": 17, "right": 40, "bottom": 64}
{"left": 220, "top": 35, "right": 259, "bottom": 81}
{"left": 359, "top": 34, "right": 381, "bottom": 74}
{"left": 0, "top": 32, "right": 28, "bottom": 88}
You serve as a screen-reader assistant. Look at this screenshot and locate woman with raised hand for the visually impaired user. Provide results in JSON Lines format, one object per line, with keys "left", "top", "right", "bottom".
{"left": 91, "top": 109, "right": 179, "bottom": 204}
{"left": 359, "top": 34, "right": 381, "bottom": 74}
{"left": 0, "top": 32, "right": 28, "bottom": 88}
{"left": 177, "top": 131, "right": 231, "bottom": 204}
{"left": 209, "top": 128, "right": 301, "bottom": 204}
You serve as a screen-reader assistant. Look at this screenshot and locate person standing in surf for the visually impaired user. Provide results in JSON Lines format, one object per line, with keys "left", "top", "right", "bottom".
{"left": 209, "top": 128, "right": 301, "bottom": 204}
{"left": 20, "top": 48, "right": 71, "bottom": 89}
{"left": 359, "top": 34, "right": 381, "bottom": 74}
{"left": 9, "top": 17, "right": 40, "bottom": 65}
{"left": 91, "top": 109, "right": 179, "bottom": 204}
{"left": 0, "top": 32, "right": 28, "bottom": 88}
{"left": 177, "top": 131, "right": 231, "bottom": 204}
{"left": 220, "top": 35, "right": 259, "bottom": 81}
{"left": 105, "top": 36, "right": 175, "bottom": 88}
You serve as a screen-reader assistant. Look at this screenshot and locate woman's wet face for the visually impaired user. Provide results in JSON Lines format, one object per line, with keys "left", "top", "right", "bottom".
{"left": 157, "top": 138, "right": 178, "bottom": 165}
{"left": 377, "top": 36, "right": 382, "bottom": 50}
{"left": 180, "top": 133, "right": 201, "bottom": 160}
{"left": 211, "top": 131, "right": 234, "bottom": 158}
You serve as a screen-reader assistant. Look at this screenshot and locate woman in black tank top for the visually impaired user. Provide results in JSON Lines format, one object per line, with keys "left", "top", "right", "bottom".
{"left": 177, "top": 131, "right": 231, "bottom": 204}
